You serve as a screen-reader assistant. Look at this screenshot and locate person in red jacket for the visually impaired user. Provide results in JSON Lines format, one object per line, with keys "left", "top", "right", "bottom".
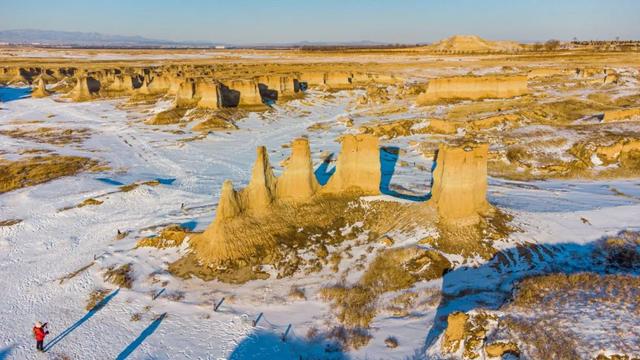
{"left": 32, "top": 321, "right": 49, "bottom": 352}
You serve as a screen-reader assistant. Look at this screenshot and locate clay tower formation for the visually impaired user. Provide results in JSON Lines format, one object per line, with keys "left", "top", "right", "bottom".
{"left": 321, "top": 134, "right": 381, "bottom": 195}
{"left": 429, "top": 143, "right": 492, "bottom": 225}
{"left": 276, "top": 138, "right": 320, "bottom": 202}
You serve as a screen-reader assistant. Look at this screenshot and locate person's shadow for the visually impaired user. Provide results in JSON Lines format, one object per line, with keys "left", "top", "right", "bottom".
{"left": 115, "top": 313, "right": 167, "bottom": 360}
{"left": 44, "top": 289, "right": 119, "bottom": 352}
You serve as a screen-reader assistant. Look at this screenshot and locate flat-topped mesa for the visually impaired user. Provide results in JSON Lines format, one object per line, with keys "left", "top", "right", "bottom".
{"left": 240, "top": 146, "right": 277, "bottom": 216}
{"left": 602, "top": 107, "right": 640, "bottom": 123}
{"left": 223, "top": 79, "right": 264, "bottom": 107}
{"left": 31, "top": 76, "right": 50, "bottom": 98}
{"left": 352, "top": 72, "right": 400, "bottom": 85}
{"left": 325, "top": 71, "right": 354, "bottom": 88}
{"left": 195, "top": 80, "right": 220, "bottom": 109}
{"left": 429, "top": 143, "right": 492, "bottom": 225}
{"left": 321, "top": 134, "right": 381, "bottom": 195}
{"left": 300, "top": 71, "right": 328, "bottom": 87}
{"left": 147, "top": 74, "right": 172, "bottom": 94}
{"left": 417, "top": 75, "right": 528, "bottom": 104}
{"left": 276, "top": 138, "right": 319, "bottom": 202}
{"left": 107, "top": 74, "right": 135, "bottom": 93}
{"left": 257, "top": 75, "right": 301, "bottom": 99}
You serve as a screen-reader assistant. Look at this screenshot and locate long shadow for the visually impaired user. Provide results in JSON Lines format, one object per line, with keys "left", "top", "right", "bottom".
{"left": 95, "top": 177, "right": 125, "bottom": 186}
{"left": 0, "top": 87, "right": 31, "bottom": 102}
{"left": 115, "top": 313, "right": 166, "bottom": 360}
{"left": 228, "top": 329, "right": 349, "bottom": 360}
{"left": 0, "top": 345, "right": 13, "bottom": 360}
{"left": 179, "top": 219, "right": 198, "bottom": 231}
{"left": 44, "top": 289, "right": 119, "bottom": 352}
{"left": 314, "top": 153, "right": 335, "bottom": 186}
{"left": 420, "top": 232, "right": 640, "bottom": 358}
{"left": 379, "top": 146, "right": 430, "bottom": 202}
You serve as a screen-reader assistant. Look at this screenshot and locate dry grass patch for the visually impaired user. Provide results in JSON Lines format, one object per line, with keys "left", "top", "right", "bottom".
{"left": 103, "top": 263, "right": 134, "bottom": 289}
{"left": 146, "top": 108, "right": 188, "bottom": 125}
{"left": 0, "top": 219, "right": 22, "bottom": 226}
{"left": 520, "top": 97, "right": 615, "bottom": 124}
{"left": 0, "top": 155, "right": 99, "bottom": 193}
{"left": 85, "top": 288, "right": 111, "bottom": 311}
{"left": 326, "top": 325, "right": 373, "bottom": 350}
{"left": 136, "top": 224, "right": 191, "bottom": 249}
{"left": 0, "top": 127, "right": 91, "bottom": 145}
{"left": 320, "top": 247, "right": 451, "bottom": 332}
{"left": 119, "top": 180, "right": 160, "bottom": 192}
{"left": 59, "top": 262, "right": 95, "bottom": 284}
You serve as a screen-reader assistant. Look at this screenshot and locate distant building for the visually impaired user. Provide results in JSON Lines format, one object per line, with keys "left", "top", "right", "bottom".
{"left": 215, "top": 45, "right": 225, "bottom": 49}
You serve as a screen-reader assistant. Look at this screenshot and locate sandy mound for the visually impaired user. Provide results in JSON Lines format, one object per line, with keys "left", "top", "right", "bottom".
{"left": 427, "top": 35, "right": 523, "bottom": 53}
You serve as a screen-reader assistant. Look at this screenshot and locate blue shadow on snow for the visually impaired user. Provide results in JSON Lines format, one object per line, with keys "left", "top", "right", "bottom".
{"left": 228, "top": 329, "right": 349, "bottom": 360}
{"left": 314, "top": 153, "right": 335, "bottom": 186}
{"left": 95, "top": 177, "right": 125, "bottom": 186}
{"left": 44, "top": 289, "right": 119, "bottom": 352}
{"left": 0, "top": 87, "right": 31, "bottom": 102}
{"left": 179, "top": 220, "right": 198, "bottom": 231}
{"left": 115, "top": 313, "right": 166, "bottom": 360}
{"left": 0, "top": 345, "right": 14, "bottom": 360}
{"left": 155, "top": 178, "right": 176, "bottom": 185}
{"left": 379, "top": 146, "right": 430, "bottom": 202}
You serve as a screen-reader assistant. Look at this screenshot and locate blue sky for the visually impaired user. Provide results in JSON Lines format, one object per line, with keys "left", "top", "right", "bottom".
{"left": 0, "top": 0, "right": 638, "bottom": 44}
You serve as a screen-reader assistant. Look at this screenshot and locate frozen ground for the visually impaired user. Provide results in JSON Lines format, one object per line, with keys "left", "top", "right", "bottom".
{"left": 1, "top": 89, "right": 639, "bottom": 359}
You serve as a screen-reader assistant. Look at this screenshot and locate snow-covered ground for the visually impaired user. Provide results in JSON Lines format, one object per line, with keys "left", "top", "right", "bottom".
{"left": 1, "top": 89, "right": 639, "bottom": 359}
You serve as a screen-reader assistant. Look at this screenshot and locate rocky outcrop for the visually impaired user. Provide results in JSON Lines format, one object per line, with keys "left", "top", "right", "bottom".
{"left": 603, "top": 72, "right": 619, "bottom": 85}
{"left": 195, "top": 80, "right": 220, "bottom": 109}
{"left": 147, "top": 74, "right": 172, "bottom": 94}
{"left": 174, "top": 78, "right": 197, "bottom": 108}
{"left": 594, "top": 139, "right": 640, "bottom": 163}
{"left": 603, "top": 107, "right": 640, "bottom": 122}
{"left": 417, "top": 75, "right": 528, "bottom": 104}
{"left": 190, "top": 180, "right": 255, "bottom": 262}
{"left": 68, "top": 75, "right": 94, "bottom": 102}
{"left": 257, "top": 75, "right": 300, "bottom": 98}
{"left": 31, "top": 76, "right": 50, "bottom": 98}
{"left": 107, "top": 75, "right": 135, "bottom": 93}
{"left": 576, "top": 67, "right": 604, "bottom": 78}
{"left": 430, "top": 143, "right": 491, "bottom": 225}
{"left": 226, "top": 79, "right": 264, "bottom": 107}
{"left": 321, "top": 134, "right": 381, "bottom": 195}
{"left": 484, "top": 342, "right": 519, "bottom": 358}
{"left": 300, "top": 71, "right": 328, "bottom": 86}
{"left": 527, "top": 68, "right": 569, "bottom": 79}
{"left": 442, "top": 312, "right": 468, "bottom": 353}
{"left": 325, "top": 71, "right": 353, "bottom": 88}
{"left": 276, "top": 138, "right": 319, "bottom": 202}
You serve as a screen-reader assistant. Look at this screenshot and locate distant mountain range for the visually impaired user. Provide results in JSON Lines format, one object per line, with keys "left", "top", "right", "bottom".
{"left": 0, "top": 29, "right": 395, "bottom": 48}
{"left": 0, "top": 29, "right": 225, "bottom": 47}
